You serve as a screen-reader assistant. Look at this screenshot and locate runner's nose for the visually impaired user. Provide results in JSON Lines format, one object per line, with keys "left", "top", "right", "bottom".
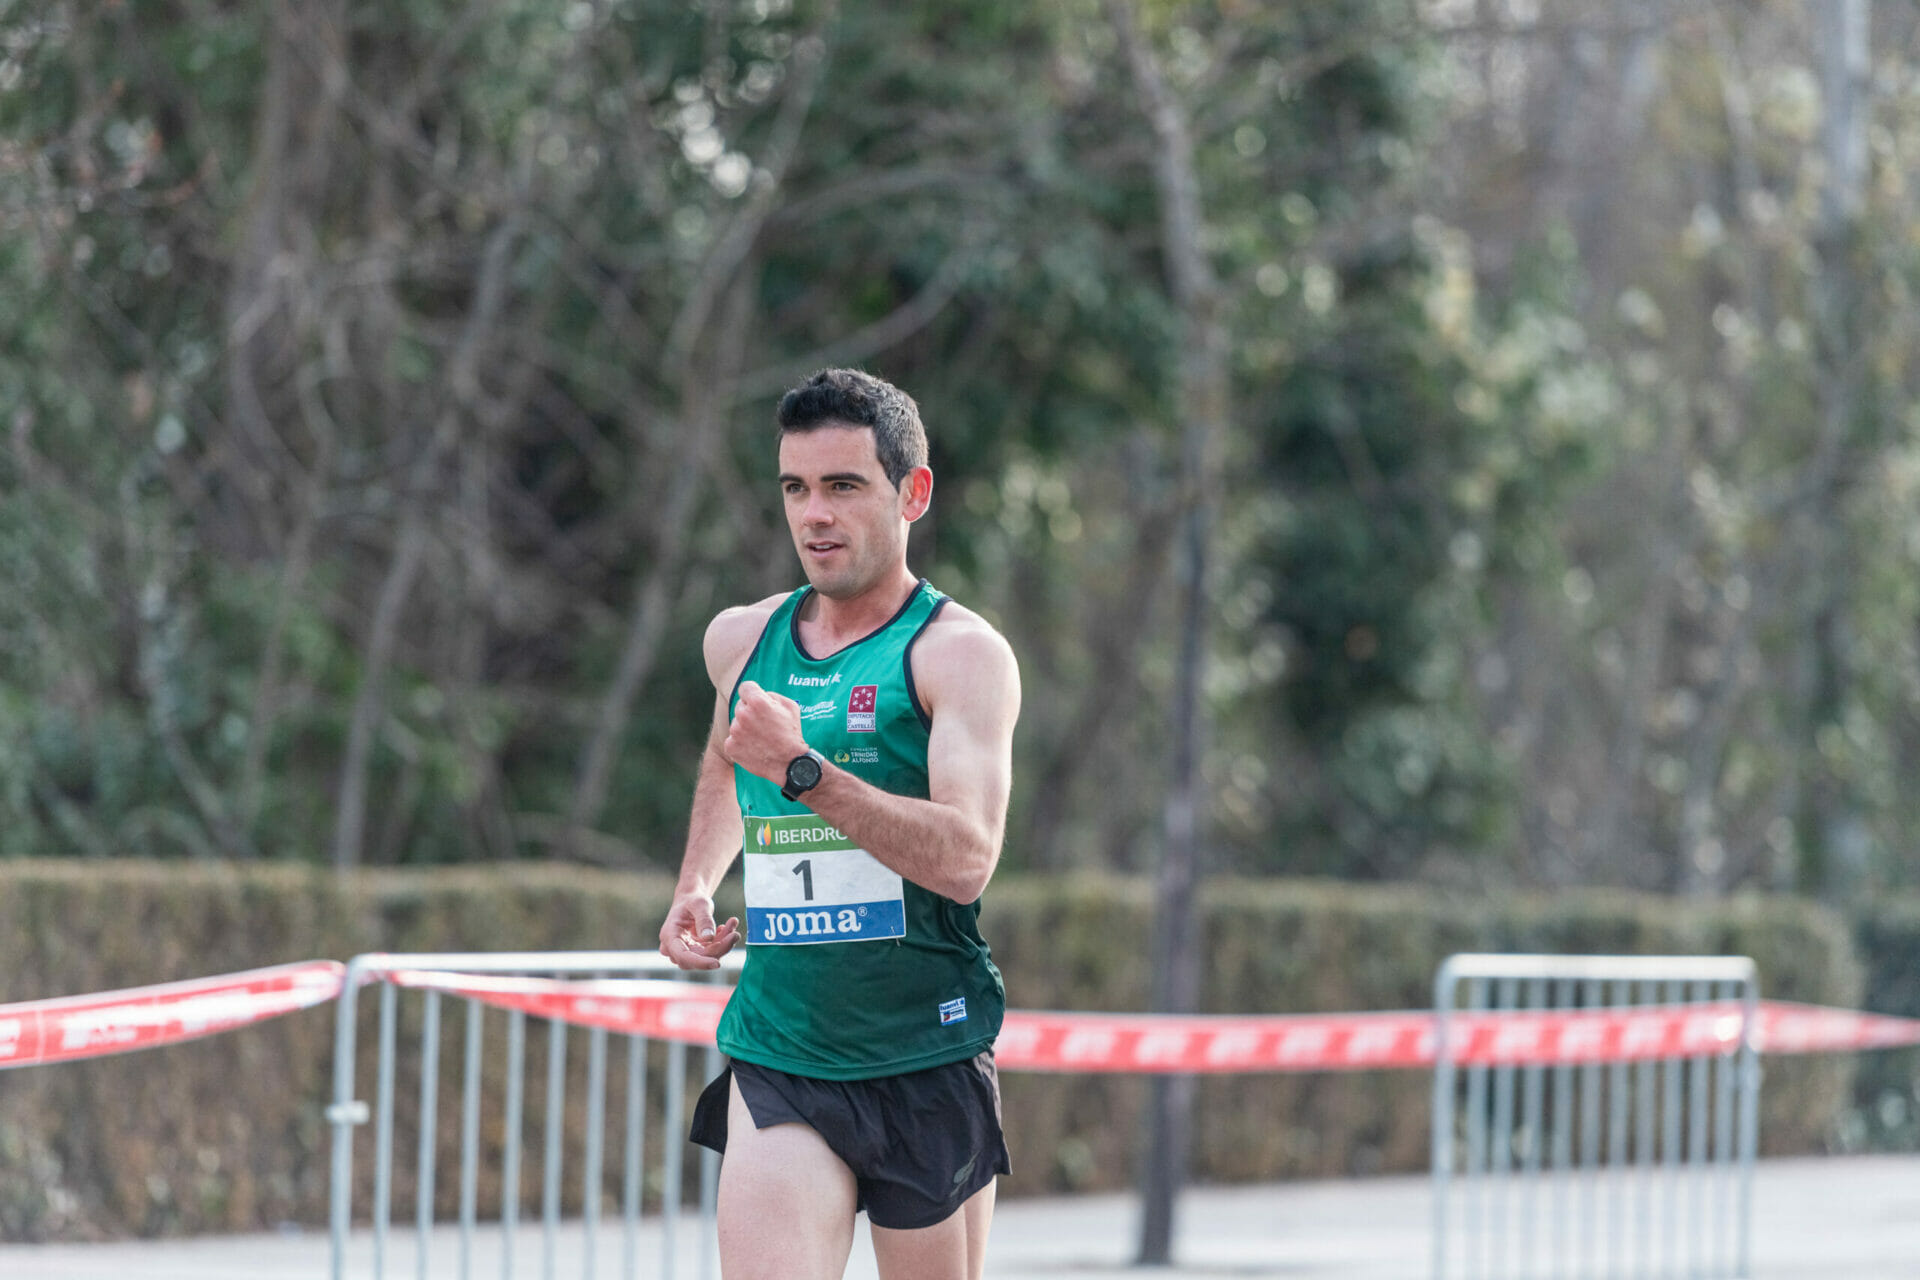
{"left": 801, "top": 488, "right": 835, "bottom": 527}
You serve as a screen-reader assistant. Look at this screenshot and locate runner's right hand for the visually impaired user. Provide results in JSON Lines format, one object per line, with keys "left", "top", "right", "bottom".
{"left": 659, "top": 892, "right": 740, "bottom": 970}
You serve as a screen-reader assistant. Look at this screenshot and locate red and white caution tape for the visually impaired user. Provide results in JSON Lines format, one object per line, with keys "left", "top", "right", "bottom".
{"left": 1003, "top": 1001, "right": 1920, "bottom": 1070}
{"left": 999, "top": 1003, "right": 1745, "bottom": 1072}
{"left": 999, "top": 1009, "right": 1440, "bottom": 1072}
{"left": 11, "top": 962, "right": 1918, "bottom": 1075}
{"left": 383, "top": 970, "right": 730, "bottom": 1045}
{"left": 0, "top": 960, "right": 346, "bottom": 1069}
{"left": 1005, "top": 1001, "right": 1920, "bottom": 1071}
{"left": 366, "top": 971, "right": 1920, "bottom": 1074}
{"left": 1755, "top": 1001, "right": 1920, "bottom": 1056}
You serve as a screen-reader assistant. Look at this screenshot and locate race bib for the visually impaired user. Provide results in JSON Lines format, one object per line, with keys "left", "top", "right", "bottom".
{"left": 742, "top": 814, "right": 906, "bottom": 945}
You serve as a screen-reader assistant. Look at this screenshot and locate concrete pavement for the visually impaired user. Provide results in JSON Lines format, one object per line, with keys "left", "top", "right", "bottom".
{"left": 0, "top": 1155, "right": 1914, "bottom": 1278}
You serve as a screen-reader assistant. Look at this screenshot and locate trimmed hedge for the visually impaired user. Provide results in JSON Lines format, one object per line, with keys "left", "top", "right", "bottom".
{"left": 0, "top": 863, "right": 1869, "bottom": 1240}
{"left": 1849, "top": 896, "right": 1920, "bottom": 1151}
{"left": 0, "top": 862, "right": 677, "bottom": 1241}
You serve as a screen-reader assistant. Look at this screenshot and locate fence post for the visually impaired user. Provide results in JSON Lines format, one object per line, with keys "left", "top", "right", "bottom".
{"left": 327, "top": 953, "right": 377, "bottom": 1280}
{"left": 329, "top": 951, "right": 738, "bottom": 1280}
{"left": 1431, "top": 954, "right": 1760, "bottom": 1280}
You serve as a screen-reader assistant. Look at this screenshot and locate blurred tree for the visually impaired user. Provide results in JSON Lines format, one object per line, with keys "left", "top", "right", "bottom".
{"left": 8, "top": 0, "right": 1920, "bottom": 906}
{"left": 0, "top": 0, "right": 1183, "bottom": 868}
{"left": 1420, "top": 0, "right": 1920, "bottom": 898}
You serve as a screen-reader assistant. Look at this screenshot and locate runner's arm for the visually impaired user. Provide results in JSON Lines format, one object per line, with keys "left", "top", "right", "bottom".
{"left": 658, "top": 606, "right": 772, "bottom": 969}
{"left": 726, "top": 616, "right": 1019, "bottom": 903}
{"left": 658, "top": 696, "right": 742, "bottom": 970}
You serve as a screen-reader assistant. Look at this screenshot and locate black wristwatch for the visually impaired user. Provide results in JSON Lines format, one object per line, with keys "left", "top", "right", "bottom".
{"left": 780, "top": 748, "right": 827, "bottom": 802}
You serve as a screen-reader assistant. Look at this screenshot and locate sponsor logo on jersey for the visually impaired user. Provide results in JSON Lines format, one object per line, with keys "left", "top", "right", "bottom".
{"left": 939, "top": 997, "right": 968, "bottom": 1026}
{"left": 847, "top": 684, "right": 878, "bottom": 733}
{"left": 749, "top": 899, "right": 907, "bottom": 944}
{"left": 788, "top": 674, "right": 843, "bottom": 688}
{"left": 742, "top": 815, "right": 853, "bottom": 853}
{"left": 799, "top": 699, "right": 837, "bottom": 721}
{"left": 769, "top": 823, "right": 844, "bottom": 846}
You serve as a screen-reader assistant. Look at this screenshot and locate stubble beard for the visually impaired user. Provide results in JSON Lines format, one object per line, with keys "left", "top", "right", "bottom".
{"left": 804, "top": 556, "right": 869, "bottom": 601}
{"left": 797, "top": 529, "right": 903, "bottom": 603}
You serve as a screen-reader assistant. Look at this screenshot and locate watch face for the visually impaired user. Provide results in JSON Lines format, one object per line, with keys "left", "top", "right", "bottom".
{"left": 788, "top": 754, "right": 823, "bottom": 790}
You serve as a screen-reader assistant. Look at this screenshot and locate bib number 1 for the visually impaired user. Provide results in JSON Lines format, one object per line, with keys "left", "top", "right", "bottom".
{"left": 742, "top": 814, "right": 907, "bottom": 944}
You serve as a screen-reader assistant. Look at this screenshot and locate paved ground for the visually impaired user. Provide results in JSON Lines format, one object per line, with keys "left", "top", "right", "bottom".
{"left": 1, "top": 1155, "right": 1914, "bottom": 1278}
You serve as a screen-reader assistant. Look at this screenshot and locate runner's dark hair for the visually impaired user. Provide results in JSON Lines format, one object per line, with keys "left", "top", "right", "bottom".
{"left": 776, "top": 368, "right": 928, "bottom": 490}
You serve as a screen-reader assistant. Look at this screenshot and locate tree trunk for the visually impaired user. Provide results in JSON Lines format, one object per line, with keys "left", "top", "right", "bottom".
{"left": 1022, "top": 498, "right": 1178, "bottom": 867}
{"left": 1569, "top": 0, "right": 1666, "bottom": 286}
{"left": 331, "top": 212, "right": 524, "bottom": 870}
{"left": 332, "top": 514, "right": 429, "bottom": 870}
{"left": 1106, "top": 0, "right": 1231, "bottom": 1265}
{"left": 221, "top": 0, "right": 344, "bottom": 561}
{"left": 1796, "top": 0, "right": 1871, "bottom": 898}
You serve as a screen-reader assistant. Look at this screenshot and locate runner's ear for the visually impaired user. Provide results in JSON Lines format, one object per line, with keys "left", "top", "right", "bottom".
{"left": 900, "top": 466, "right": 933, "bottom": 522}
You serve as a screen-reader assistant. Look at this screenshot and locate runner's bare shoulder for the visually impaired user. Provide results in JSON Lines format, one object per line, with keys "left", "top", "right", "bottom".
{"left": 702, "top": 593, "right": 789, "bottom": 691}
{"left": 912, "top": 601, "right": 1020, "bottom": 712}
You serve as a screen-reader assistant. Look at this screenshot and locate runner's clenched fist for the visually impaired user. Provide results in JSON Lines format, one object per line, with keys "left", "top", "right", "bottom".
{"left": 723, "top": 680, "right": 807, "bottom": 782}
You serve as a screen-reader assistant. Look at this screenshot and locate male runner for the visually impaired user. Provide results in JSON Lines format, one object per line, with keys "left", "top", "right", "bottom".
{"left": 658, "top": 368, "right": 1021, "bottom": 1280}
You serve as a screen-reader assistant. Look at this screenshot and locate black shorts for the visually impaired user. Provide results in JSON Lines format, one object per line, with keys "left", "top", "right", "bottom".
{"left": 689, "top": 1050, "right": 1011, "bottom": 1230}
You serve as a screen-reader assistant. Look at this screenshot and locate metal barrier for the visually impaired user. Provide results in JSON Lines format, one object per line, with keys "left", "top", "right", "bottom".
{"left": 1430, "top": 954, "right": 1760, "bottom": 1280}
{"left": 328, "top": 952, "right": 737, "bottom": 1280}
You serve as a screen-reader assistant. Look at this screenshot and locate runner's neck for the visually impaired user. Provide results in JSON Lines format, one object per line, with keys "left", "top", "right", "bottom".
{"left": 799, "top": 572, "right": 920, "bottom": 655}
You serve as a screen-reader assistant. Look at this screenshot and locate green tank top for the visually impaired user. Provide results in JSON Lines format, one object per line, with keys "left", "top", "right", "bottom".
{"left": 716, "top": 580, "right": 1005, "bottom": 1080}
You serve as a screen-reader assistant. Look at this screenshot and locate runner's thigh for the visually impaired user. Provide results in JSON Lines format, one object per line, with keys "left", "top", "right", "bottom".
{"left": 716, "top": 1079, "right": 858, "bottom": 1280}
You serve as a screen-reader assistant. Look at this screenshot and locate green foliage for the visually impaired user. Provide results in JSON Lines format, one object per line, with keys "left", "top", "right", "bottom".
{"left": 1416, "top": 4, "right": 1920, "bottom": 896}
{"left": 8, "top": 0, "right": 1919, "bottom": 905}
{"left": 1223, "top": 218, "right": 1605, "bottom": 875}
{"left": 0, "top": 0, "right": 1496, "bottom": 875}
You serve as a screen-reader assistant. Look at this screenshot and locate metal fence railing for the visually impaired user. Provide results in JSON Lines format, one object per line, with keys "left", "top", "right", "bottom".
{"left": 327, "top": 951, "right": 737, "bottom": 1280}
{"left": 1430, "top": 954, "right": 1761, "bottom": 1280}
